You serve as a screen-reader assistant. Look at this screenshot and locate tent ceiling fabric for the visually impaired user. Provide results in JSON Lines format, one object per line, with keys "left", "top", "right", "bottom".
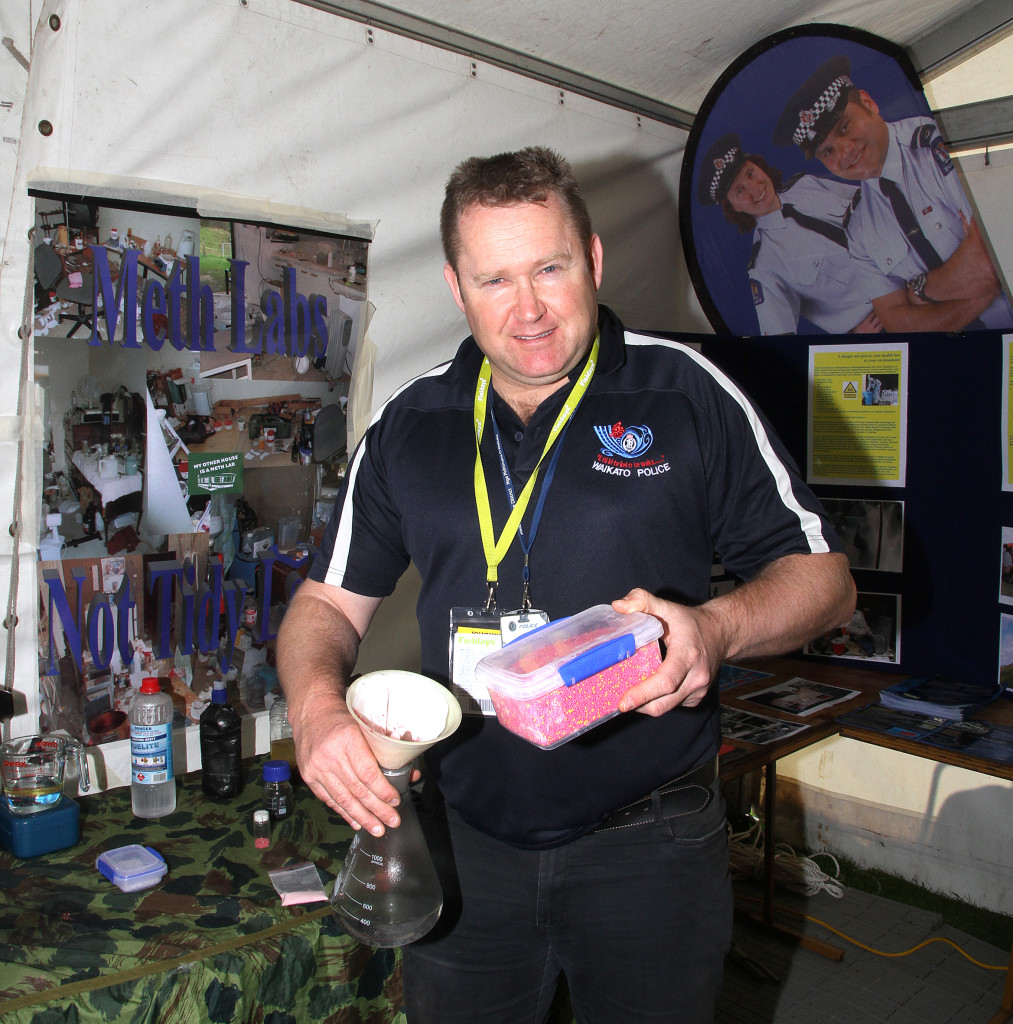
{"left": 304, "top": 0, "right": 1012, "bottom": 123}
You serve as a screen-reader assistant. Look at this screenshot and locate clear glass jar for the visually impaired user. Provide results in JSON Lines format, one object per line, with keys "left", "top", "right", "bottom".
{"left": 262, "top": 759, "right": 293, "bottom": 820}
{"left": 253, "top": 808, "right": 271, "bottom": 849}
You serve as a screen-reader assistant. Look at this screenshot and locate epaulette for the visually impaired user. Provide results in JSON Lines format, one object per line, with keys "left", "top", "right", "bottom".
{"left": 911, "top": 123, "right": 940, "bottom": 149}
{"left": 780, "top": 171, "right": 805, "bottom": 192}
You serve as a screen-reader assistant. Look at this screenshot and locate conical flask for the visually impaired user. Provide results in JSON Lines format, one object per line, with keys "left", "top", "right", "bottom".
{"left": 331, "top": 763, "right": 443, "bottom": 945}
{"left": 330, "top": 671, "right": 462, "bottom": 947}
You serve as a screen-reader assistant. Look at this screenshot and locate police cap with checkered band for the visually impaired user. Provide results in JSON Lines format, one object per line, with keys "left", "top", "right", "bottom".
{"left": 696, "top": 132, "right": 745, "bottom": 206}
{"left": 774, "top": 55, "right": 854, "bottom": 158}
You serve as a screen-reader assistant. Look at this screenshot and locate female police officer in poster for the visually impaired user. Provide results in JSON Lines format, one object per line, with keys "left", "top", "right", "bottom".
{"left": 697, "top": 132, "right": 886, "bottom": 335}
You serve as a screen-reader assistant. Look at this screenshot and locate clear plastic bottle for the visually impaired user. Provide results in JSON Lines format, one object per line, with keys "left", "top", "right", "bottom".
{"left": 200, "top": 682, "right": 242, "bottom": 799}
{"left": 269, "top": 696, "right": 297, "bottom": 779}
{"left": 130, "top": 676, "right": 176, "bottom": 818}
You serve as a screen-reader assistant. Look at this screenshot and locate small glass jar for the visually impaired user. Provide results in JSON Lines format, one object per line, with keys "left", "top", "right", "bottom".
{"left": 253, "top": 809, "right": 271, "bottom": 849}
{"left": 263, "top": 759, "right": 293, "bottom": 820}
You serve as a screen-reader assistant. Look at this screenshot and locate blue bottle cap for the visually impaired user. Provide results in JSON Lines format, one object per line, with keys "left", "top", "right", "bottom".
{"left": 263, "top": 759, "right": 291, "bottom": 782}
{"left": 211, "top": 684, "right": 228, "bottom": 704}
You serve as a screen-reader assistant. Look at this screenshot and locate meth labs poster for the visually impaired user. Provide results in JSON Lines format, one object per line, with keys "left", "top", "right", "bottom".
{"left": 679, "top": 24, "right": 1013, "bottom": 337}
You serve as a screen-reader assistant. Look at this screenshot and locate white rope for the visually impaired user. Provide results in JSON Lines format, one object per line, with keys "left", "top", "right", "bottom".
{"left": 729, "top": 821, "right": 845, "bottom": 899}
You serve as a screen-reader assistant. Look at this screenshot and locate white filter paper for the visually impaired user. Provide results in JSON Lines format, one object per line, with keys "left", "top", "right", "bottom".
{"left": 351, "top": 675, "right": 449, "bottom": 742}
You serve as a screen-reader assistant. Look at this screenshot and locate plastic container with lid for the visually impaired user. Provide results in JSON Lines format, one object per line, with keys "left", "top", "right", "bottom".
{"left": 474, "top": 604, "right": 664, "bottom": 749}
{"left": 96, "top": 844, "right": 168, "bottom": 892}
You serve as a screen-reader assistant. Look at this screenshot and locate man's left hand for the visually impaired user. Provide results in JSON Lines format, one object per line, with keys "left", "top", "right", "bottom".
{"left": 611, "top": 589, "right": 726, "bottom": 716}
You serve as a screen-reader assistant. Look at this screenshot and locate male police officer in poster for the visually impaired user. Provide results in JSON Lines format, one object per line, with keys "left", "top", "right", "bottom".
{"left": 775, "top": 55, "right": 1013, "bottom": 333}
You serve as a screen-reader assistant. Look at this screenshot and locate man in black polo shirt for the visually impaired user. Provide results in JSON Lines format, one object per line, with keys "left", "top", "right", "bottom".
{"left": 277, "top": 147, "right": 855, "bottom": 1023}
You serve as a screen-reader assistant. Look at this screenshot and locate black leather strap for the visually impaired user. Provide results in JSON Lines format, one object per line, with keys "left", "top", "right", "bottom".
{"left": 592, "top": 757, "right": 718, "bottom": 833}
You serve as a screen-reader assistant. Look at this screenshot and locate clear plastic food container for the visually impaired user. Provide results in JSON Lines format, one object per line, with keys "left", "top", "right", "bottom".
{"left": 475, "top": 604, "right": 664, "bottom": 749}
{"left": 96, "top": 844, "right": 167, "bottom": 892}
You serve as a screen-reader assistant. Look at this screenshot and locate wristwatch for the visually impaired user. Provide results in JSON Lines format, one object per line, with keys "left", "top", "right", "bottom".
{"left": 907, "top": 272, "right": 938, "bottom": 304}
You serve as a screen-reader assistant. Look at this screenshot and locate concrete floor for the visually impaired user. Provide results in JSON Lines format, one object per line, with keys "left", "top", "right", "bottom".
{"left": 719, "top": 880, "right": 1010, "bottom": 1023}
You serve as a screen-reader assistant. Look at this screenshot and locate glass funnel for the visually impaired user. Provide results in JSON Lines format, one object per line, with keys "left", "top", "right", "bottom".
{"left": 331, "top": 763, "right": 442, "bottom": 946}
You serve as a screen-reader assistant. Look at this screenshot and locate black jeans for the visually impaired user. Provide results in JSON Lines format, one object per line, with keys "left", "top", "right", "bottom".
{"left": 402, "top": 779, "right": 732, "bottom": 1023}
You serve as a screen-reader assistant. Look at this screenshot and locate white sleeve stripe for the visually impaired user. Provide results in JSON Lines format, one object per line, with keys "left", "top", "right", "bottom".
{"left": 323, "top": 360, "right": 455, "bottom": 587}
{"left": 624, "top": 333, "right": 831, "bottom": 554}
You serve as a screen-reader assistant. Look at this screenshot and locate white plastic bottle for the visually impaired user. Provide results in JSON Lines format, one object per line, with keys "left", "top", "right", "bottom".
{"left": 130, "top": 676, "right": 177, "bottom": 817}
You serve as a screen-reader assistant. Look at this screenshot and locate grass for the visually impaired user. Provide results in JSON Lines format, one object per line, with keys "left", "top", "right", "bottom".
{"left": 199, "top": 221, "right": 232, "bottom": 291}
{"left": 833, "top": 854, "right": 1013, "bottom": 953}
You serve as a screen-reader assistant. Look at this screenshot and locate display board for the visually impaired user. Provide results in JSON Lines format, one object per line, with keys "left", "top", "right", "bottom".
{"left": 700, "top": 330, "right": 1013, "bottom": 690}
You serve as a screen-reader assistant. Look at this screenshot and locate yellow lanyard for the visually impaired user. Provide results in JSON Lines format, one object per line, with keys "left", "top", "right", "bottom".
{"left": 473, "top": 337, "right": 598, "bottom": 591}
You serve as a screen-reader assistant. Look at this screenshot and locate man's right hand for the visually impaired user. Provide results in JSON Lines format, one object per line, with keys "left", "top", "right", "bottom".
{"left": 291, "top": 696, "right": 404, "bottom": 836}
{"left": 275, "top": 578, "right": 399, "bottom": 836}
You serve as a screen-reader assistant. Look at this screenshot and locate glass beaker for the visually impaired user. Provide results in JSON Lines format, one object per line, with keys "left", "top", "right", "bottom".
{"left": 331, "top": 764, "right": 443, "bottom": 946}
{"left": 1, "top": 734, "right": 91, "bottom": 814}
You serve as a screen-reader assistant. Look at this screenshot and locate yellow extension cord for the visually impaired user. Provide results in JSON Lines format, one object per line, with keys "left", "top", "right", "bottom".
{"left": 728, "top": 825, "right": 1008, "bottom": 972}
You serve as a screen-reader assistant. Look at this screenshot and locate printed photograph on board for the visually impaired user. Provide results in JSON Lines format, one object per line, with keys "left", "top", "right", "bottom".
{"left": 33, "top": 192, "right": 368, "bottom": 745}
{"left": 805, "top": 590, "right": 900, "bottom": 664}
{"left": 679, "top": 25, "right": 1013, "bottom": 337}
{"left": 822, "top": 497, "right": 904, "bottom": 572}
{"left": 1001, "top": 527, "right": 1013, "bottom": 606}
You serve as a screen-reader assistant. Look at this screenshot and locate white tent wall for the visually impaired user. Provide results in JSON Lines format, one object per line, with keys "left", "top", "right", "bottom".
{"left": 0, "top": 0, "right": 694, "bottom": 786}
{"left": 2, "top": 0, "right": 1012, "bottom": 914}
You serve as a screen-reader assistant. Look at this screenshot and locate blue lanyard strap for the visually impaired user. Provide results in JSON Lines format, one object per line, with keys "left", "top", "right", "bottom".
{"left": 490, "top": 405, "right": 570, "bottom": 606}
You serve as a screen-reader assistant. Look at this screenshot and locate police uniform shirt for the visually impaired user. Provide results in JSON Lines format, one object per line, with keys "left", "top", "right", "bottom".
{"left": 846, "top": 116, "right": 1013, "bottom": 329}
{"left": 748, "top": 174, "right": 889, "bottom": 335}
{"left": 309, "top": 306, "right": 844, "bottom": 849}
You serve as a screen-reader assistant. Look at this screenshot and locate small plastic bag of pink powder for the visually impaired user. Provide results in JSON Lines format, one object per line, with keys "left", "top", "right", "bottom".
{"left": 269, "top": 862, "right": 328, "bottom": 905}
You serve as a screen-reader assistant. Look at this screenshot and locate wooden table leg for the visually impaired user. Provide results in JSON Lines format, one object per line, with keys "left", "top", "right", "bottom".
{"left": 987, "top": 940, "right": 1013, "bottom": 1023}
{"left": 763, "top": 760, "right": 775, "bottom": 928}
{"left": 751, "top": 758, "right": 843, "bottom": 960}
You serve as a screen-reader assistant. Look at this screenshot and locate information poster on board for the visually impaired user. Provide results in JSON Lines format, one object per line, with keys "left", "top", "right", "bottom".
{"left": 808, "top": 344, "right": 907, "bottom": 486}
{"left": 1003, "top": 337, "right": 1013, "bottom": 492}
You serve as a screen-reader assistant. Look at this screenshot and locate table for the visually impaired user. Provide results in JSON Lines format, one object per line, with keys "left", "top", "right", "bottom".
{"left": 718, "top": 657, "right": 885, "bottom": 956}
{"left": 187, "top": 423, "right": 308, "bottom": 470}
{"left": 722, "top": 656, "right": 1013, "bottom": 1022}
{"left": 0, "top": 765, "right": 404, "bottom": 1024}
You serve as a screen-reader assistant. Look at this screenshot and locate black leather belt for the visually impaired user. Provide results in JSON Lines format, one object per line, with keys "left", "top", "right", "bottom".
{"left": 592, "top": 757, "right": 718, "bottom": 833}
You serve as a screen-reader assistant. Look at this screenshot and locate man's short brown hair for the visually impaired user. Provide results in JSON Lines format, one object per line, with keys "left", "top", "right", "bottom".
{"left": 440, "top": 147, "right": 593, "bottom": 270}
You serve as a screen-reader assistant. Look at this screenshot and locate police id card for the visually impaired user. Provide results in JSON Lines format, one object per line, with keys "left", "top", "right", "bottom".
{"left": 449, "top": 606, "right": 549, "bottom": 716}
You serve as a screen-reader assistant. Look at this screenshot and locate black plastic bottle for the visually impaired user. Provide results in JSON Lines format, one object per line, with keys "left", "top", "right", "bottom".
{"left": 200, "top": 683, "right": 243, "bottom": 799}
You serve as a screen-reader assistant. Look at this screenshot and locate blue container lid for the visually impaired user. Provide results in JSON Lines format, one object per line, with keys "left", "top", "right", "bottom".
{"left": 96, "top": 844, "right": 167, "bottom": 892}
{"left": 263, "top": 759, "right": 291, "bottom": 782}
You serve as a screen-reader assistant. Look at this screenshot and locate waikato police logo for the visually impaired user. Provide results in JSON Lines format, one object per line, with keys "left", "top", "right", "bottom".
{"left": 594, "top": 421, "right": 654, "bottom": 459}
{"left": 592, "top": 421, "right": 669, "bottom": 479}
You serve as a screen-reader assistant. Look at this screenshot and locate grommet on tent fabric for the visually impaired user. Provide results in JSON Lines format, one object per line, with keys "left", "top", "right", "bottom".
{"left": 9, "top": 522, "right": 17, "bottom": 537}
{"left": 49, "top": 14, "right": 61, "bottom": 30}
{"left": 3, "top": 615, "right": 17, "bottom": 630}
{"left": 38, "top": 120, "right": 53, "bottom": 137}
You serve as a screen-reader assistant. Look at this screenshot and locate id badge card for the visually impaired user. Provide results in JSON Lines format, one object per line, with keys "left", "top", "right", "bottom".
{"left": 499, "top": 608, "right": 550, "bottom": 643}
{"left": 449, "top": 607, "right": 502, "bottom": 716}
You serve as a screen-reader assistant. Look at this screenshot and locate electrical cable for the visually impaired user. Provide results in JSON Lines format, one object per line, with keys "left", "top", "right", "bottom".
{"left": 729, "top": 821, "right": 845, "bottom": 898}
{"left": 728, "top": 823, "right": 1008, "bottom": 971}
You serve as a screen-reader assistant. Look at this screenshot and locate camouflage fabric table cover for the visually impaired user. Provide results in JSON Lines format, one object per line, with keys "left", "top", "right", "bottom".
{"left": 0, "top": 763, "right": 405, "bottom": 1024}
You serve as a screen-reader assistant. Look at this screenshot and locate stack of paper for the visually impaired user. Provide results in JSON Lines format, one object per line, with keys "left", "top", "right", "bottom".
{"left": 879, "top": 675, "right": 1000, "bottom": 721}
